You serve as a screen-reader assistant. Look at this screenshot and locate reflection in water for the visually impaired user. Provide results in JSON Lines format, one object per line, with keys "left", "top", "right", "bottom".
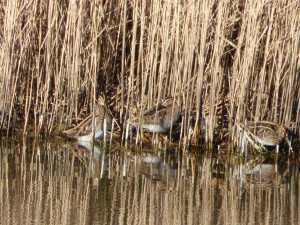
{"left": 0, "top": 137, "right": 299, "bottom": 224}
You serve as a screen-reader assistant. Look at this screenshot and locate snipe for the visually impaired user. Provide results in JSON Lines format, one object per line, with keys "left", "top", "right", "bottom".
{"left": 62, "top": 102, "right": 112, "bottom": 143}
{"left": 131, "top": 96, "right": 181, "bottom": 133}
{"left": 237, "top": 120, "right": 292, "bottom": 151}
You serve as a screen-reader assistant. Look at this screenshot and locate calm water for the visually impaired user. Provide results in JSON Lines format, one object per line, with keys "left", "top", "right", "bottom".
{"left": 0, "top": 137, "right": 299, "bottom": 225}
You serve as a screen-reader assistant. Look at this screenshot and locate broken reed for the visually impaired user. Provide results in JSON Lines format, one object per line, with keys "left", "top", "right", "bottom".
{"left": 0, "top": 0, "right": 299, "bottom": 143}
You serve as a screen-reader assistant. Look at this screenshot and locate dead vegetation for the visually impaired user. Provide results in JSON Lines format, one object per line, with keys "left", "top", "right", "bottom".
{"left": 0, "top": 0, "right": 299, "bottom": 146}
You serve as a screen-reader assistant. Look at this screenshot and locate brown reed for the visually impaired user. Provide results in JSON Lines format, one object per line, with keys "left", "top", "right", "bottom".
{"left": 0, "top": 0, "right": 299, "bottom": 148}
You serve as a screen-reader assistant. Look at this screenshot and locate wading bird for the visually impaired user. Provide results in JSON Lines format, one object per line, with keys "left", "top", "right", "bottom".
{"left": 131, "top": 96, "right": 181, "bottom": 134}
{"left": 237, "top": 120, "right": 292, "bottom": 152}
{"left": 62, "top": 101, "right": 112, "bottom": 144}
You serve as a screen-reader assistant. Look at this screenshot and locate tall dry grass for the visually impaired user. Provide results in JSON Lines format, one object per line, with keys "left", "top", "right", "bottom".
{"left": 0, "top": 0, "right": 299, "bottom": 145}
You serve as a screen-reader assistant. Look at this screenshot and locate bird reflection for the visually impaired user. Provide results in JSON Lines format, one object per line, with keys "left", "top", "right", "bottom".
{"left": 244, "top": 162, "right": 287, "bottom": 187}
{"left": 130, "top": 148, "right": 179, "bottom": 190}
{"left": 62, "top": 141, "right": 104, "bottom": 187}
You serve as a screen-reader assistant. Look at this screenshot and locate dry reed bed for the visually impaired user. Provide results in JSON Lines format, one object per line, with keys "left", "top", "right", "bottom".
{"left": 0, "top": 0, "right": 299, "bottom": 145}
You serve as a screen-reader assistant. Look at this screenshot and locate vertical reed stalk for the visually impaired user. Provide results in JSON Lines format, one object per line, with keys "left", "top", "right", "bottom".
{"left": 0, "top": 0, "right": 299, "bottom": 144}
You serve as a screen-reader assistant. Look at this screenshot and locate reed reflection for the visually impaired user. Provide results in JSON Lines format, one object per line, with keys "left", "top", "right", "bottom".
{"left": 0, "top": 138, "right": 299, "bottom": 225}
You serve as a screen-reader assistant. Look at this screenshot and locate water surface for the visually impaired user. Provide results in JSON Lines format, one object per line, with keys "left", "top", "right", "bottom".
{"left": 0, "top": 137, "right": 299, "bottom": 224}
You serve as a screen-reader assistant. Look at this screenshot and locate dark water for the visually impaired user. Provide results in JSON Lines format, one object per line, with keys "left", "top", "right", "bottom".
{"left": 0, "top": 137, "right": 299, "bottom": 225}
